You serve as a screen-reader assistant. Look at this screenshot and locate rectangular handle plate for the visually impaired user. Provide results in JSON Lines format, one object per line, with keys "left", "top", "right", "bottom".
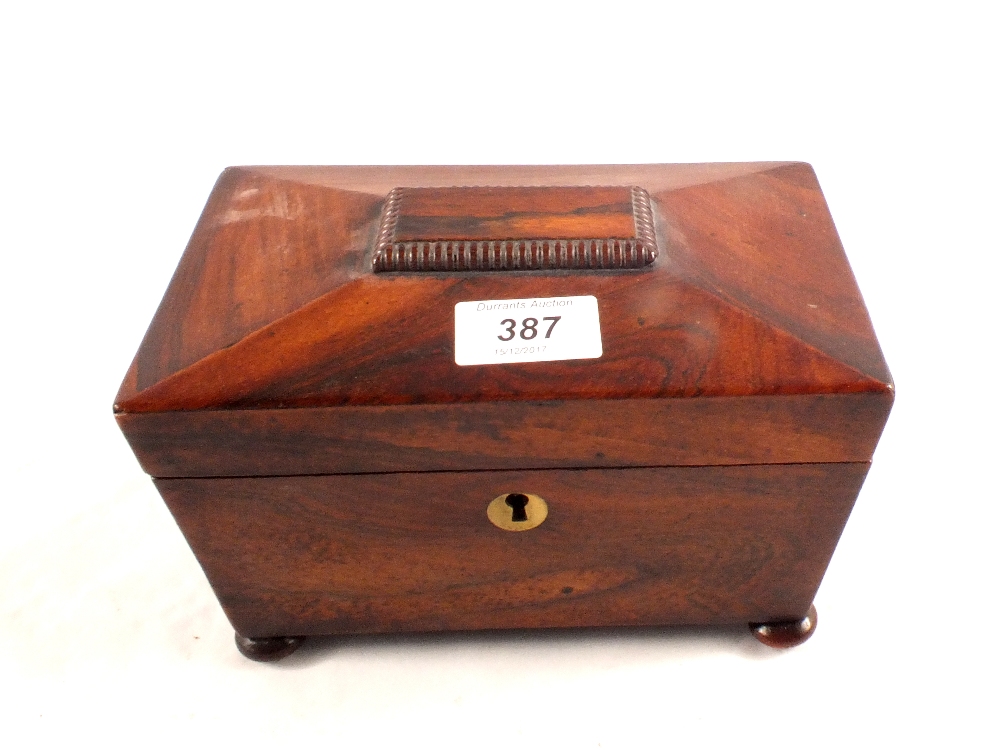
{"left": 373, "top": 185, "right": 657, "bottom": 272}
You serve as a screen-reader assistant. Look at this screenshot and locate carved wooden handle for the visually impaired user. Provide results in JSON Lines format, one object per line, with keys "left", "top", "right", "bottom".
{"left": 373, "top": 185, "right": 657, "bottom": 272}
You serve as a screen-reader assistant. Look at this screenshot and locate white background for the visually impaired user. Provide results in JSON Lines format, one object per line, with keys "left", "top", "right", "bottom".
{"left": 1, "top": 1, "right": 997, "bottom": 747}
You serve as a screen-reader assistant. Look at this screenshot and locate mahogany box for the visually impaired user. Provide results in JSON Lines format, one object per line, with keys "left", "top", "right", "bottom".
{"left": 114, "top": 163, "right": 893, "bottom": 660}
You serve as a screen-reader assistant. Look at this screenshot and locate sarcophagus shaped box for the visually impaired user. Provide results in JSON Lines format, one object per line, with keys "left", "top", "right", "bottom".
{"left": 115, "top": 163, "right": 893, "bottom": 660}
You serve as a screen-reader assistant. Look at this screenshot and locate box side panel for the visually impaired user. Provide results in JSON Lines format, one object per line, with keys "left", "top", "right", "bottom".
{"left": 155, "top": 463, "right": 869, "bottom": 638}
{"left": 120, "top": 392, "right": 892, "bottom": 478}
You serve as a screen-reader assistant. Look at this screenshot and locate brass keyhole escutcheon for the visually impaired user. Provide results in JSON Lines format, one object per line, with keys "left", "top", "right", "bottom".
{"left": 487, "top": 492, "right": 548, "bottom": 531}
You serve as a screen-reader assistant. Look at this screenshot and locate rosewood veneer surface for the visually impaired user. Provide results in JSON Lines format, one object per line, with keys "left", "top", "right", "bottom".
{"left": 157, "top": 463, "right": 868, "bottom": 638}
{"left": 115, "top": 163, "right": 893, "bottom": 643}
{"left": 116, "top": 163, "right": 892, "bottom": 476}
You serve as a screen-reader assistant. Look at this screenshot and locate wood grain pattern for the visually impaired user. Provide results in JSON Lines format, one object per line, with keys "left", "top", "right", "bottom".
{"left": 657, "top": 163, "right": 890, "bottom": 382}
{"left": 372, "top": 185, "right": 658, "bottom": 272}
{"left": 393, "top": 186, "right": 638, "bottom": 241}
{"left": 131, "top": 168, "right": 382, "bottom": 394}
{"left": 114, "top": 164, "right": 893, "bottom": 644}
{"left": 119, "top": 392, "right": 892, "bottom": 478}
{"left": 156, "top": 463, "right": 869, "bottom": 638}
{"left": 115, "top": 163, "right": 891, "bottom": 420}
{"left": 116, "top": 270, "right": 887, "bottom": 414}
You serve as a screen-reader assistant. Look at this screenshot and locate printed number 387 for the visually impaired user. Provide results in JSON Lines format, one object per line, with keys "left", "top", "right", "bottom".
{"left": 498, "top": 316, "right": 561, "bottom": 341}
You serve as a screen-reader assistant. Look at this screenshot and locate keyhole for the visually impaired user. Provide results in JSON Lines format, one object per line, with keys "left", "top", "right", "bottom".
{"left": 505, "top": 493, "right": 530, "bottom": 522}
{"left": 487, "top": 492, "right": 547, "bottom": 531}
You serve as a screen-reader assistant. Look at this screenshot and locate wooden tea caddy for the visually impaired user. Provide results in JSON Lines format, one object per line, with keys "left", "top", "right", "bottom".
{"left": 114, "top": 163, "right": 893, "bottom": 661}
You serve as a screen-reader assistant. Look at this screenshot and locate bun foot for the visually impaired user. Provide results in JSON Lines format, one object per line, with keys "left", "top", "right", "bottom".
{"left": 749, "top": 604, "right": 818, "bottom": 648}
{"left": 234, "top": 632, "right": 305, "bottom": 662}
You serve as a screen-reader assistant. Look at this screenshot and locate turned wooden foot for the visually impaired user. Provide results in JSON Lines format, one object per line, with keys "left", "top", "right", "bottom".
{"left": 749, "top": 604, "right": 818, "bottom": 648}
{"left": 234, "top": 632, "right": 305, "bottom": 662}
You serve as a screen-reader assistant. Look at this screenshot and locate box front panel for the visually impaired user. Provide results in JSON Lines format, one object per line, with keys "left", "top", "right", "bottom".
{"left": 156, "top": 463, "right": 868, "bottom": 638}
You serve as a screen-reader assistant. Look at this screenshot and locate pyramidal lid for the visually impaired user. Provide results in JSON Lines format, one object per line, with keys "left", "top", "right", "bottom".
{"left": 115, "top": 163, "right": 891, "bottom": 416}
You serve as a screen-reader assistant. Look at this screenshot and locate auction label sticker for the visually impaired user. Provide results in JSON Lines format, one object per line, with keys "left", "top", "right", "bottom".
{"left": 454, "top": 295, "right": 602, "bottom": 366}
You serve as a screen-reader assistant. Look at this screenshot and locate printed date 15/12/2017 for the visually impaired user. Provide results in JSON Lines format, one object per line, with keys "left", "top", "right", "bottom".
{"left": 495, "top": 345, "right": 547, "bottom": 357}
{"left": 497, "top": 316, "right": 561, "bottom": 341}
